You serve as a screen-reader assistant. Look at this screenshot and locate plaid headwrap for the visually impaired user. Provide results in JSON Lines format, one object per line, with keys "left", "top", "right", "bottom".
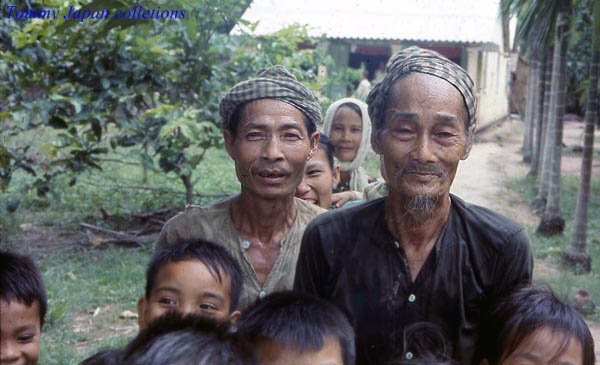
{"left": 219, "top": 65, "right": 321, "bottom": 132}
{"left": 367, "top": 46, "right": 477, "bottom": 131}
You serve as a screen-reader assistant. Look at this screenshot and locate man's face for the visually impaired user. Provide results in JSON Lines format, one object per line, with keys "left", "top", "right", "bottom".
{"left": 372, "top": 73, "right": 473, "bottom": 202}
{"left": 137, "top": 260, "right": 239, "bottom": 330}
{"left": 295, "top": 148, "right": 340, "bottom": 209}
{"left": 0, "top": 299, "right": 41, "bottom": 365}
{"left": 256, "top": 336, "right": 344, "bottom": 365}
{"left": 224, "top": 99, "right": 319, "bottom": 200}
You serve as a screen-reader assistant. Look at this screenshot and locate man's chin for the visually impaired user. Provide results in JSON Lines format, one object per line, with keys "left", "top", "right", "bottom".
{"left": 403, "top": 194, "right": 440, "bottom": 221}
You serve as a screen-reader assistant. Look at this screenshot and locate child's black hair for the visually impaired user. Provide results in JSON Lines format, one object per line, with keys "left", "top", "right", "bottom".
{"left": 238, "top": 290, "right": 356, "bottom": 365}
{"left": 146, "top": 240, "right": 243, "bottom": 312}
{"left": 317, "top": 134, "right": 336, "bottom": 170}
{"left": 80, "top": 349, "right": 123, "bottom": 365}
{"left": 122, "top": 311, "right": 255, "bottom": 365}
{"left": 0, "top": 250, "right": 47, "bottom": 325}
{"left": 480, "top": 285, "right": 595, "bottom": 365}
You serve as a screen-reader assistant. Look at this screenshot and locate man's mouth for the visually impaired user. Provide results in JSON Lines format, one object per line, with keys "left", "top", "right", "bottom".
{"left": 256, "top": 168, "right": 289, "bottom": 184}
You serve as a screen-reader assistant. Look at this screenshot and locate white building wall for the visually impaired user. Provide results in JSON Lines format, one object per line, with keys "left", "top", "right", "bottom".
{"left": 466, "top": 47, "right": 510, "bottom": 128}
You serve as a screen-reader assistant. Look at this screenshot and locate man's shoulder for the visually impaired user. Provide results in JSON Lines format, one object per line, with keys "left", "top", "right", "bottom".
{"left": 450, "top": 194, "right": 528, "bottom": 246}
{"left": 294, "top": 197, "right": 327, "bottom": 225}
{"left": 157, "top": 196, "right": 235, "bottom": 249}
{"left": 167, "top": 196, "right": 233, "bottom": 226}
{"left": 308, "top": 197, "right": 385, "bottom": 231}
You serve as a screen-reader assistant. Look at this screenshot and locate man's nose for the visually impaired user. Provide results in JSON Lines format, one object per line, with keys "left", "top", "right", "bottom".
{"left": 261, "top": 136, "right": 285, "bottom": 160}
{"left": 411, "top": 133, "right": 436, "bottom": 163}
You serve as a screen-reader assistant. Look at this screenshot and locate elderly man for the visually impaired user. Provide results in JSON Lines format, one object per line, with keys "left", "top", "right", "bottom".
{"left": 294, "top": 47, "right": 533, "bottom": 364}
{"left": 158, "top": 66, "right": 324, "bottom": 308}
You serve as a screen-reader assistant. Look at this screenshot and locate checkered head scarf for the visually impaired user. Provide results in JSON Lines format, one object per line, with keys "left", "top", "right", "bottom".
{"left": 367, "top": 46, "right": 477, "bottom": 132}
{"left": 219, "top": 65, "right": 322, "bottom": 132}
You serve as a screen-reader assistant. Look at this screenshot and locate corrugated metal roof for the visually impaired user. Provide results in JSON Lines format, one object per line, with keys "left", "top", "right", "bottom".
{"left": 235, "top": 0, "right": 504, "bottom": 46}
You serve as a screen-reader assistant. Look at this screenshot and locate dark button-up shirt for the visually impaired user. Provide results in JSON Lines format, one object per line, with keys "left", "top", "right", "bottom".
{"left": 294, "top": 195, "right": 533, "bottom": 364}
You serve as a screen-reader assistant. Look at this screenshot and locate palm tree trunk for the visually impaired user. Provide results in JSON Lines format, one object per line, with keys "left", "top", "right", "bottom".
{"left": 537, "top": 0, "right": 571, "bottom": 236}
{"left": 532, "top": 46, "right": 554, "bottom": 211}
{"left": 522, "top": 40, "right": 536, "bottom": 163}
{"left": 562, "top": 0, "right": 599, "bottom": 272}
{"left": 529, "top": 53, "right": 546, "bottom": 177}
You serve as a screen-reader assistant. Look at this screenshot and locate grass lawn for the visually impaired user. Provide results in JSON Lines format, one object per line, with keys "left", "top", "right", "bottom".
{"left": 507, "top": 174, "right": 600, "bottom": 322}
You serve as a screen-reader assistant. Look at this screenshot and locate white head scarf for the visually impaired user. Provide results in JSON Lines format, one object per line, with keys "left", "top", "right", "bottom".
{"left": 322, "top": 98, "right": 372, "bottom": 192}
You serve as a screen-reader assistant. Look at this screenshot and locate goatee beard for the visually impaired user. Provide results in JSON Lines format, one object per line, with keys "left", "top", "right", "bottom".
{"left": 404, "top": 194, "right": 439, "bottom": 222}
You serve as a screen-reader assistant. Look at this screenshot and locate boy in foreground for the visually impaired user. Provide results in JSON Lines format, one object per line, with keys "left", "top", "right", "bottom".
{"left": 137, "top": 239, "right": 243, "bottom": 329}
{"left": 479, "top": 285, "right": 595, "bottom": 365}
{"left": 238, "top": 291, "right": 355, "bottom": 365}
{"left": 0, "top": 250, "right": 47, "bottom": 365}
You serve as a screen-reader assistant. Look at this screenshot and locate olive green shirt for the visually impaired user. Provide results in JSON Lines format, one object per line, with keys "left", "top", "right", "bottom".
{"left": 157, "top": 196, "right": 324, "bottom": 308}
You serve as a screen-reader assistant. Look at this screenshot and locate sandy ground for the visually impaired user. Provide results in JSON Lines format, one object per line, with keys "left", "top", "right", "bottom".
{"left": 451, "top": 117, "right": 600, "bottom": 361}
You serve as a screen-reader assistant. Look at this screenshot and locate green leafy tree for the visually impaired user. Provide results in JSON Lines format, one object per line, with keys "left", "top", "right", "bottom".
{"left": 1, "top": 0, "right": 339, "bottom": 205}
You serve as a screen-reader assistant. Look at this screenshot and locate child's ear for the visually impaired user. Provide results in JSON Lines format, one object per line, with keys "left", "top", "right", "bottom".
{"left": 229, "top": 310, "right": 241, "bottom": 324}
{"left": 137, "top": 297, "right": 147, "bottom": 329}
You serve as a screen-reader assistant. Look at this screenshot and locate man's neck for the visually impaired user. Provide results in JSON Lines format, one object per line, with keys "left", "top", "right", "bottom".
{"left": 231, "top": 191, "right": 297, "bottom": 244}
{"left": 386, "top": 192, "right": 451, "bottom": 247}
{"left": 385, "top": 192, "right": 451, "bottom": 281}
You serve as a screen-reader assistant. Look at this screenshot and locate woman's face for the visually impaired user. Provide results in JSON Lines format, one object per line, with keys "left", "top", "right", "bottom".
{"left": 329, "top": 106, "right": 363, "bottom": 162}
{"left": 295, "top": 148, "right": 340, "bottom": 209}
{"left": 501, "top": 327, "right": 583, "bottom": 365}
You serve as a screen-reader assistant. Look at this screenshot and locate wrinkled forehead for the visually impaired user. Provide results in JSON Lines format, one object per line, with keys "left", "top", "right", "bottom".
{"left": 387, "top": 73, "right": 467, "bottom": 120}
{"left": 238, "top": 99, "right": 308, "bottom": 130}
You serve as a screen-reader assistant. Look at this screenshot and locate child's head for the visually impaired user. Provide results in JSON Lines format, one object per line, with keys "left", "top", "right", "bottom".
{"left": 295, "top": 135, "right": 341, "bottom": 209}
{"left": 124, "top": 311, "right": 255, "bottom": 365}
{"left": 138, "top": 240, "right": 243, "bottom": 329}
{"left": 0, "top": 250, "right": 47, "bottom": 365}
{"left": 238, "top": 291, "right": 355, "bottom": 365}
{"left": 482, "top": 285, "right": 595, "bottom": 365}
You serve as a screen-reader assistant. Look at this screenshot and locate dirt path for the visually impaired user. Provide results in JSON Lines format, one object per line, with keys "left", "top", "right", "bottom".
{"left": 451, "top": 117, "right": 600, "bottom": 360}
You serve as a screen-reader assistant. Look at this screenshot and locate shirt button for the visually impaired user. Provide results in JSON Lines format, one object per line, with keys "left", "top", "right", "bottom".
{"left": 241, "top": 240, "right": 250, "bottom": 250}
{"left": 405, "top": 352, "right": 413, "bottom": 360}
{"left": 408, "top": 294, "right": 416, "bottom": 302}
{"left": 259, "top": 290, "right": 267, "bottom": 299}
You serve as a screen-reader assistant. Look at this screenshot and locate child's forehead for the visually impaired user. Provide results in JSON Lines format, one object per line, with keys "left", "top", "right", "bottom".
{"left": 0, "top": 298, "right": 41, "bottom": 320}
{"left": 154, "top": 259, "right": 231, "bottom": 286}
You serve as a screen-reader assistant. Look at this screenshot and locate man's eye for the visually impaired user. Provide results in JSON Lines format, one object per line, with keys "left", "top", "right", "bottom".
{"left": 199, "top": 303, "right": 218, "bottom": 311}
{"left": 283, "top": 133, "right": 301, "bottom": 141}
{"left": 17, "top": 334, "right": 34, "bottom": 343}
{"left": 395, "top": 128, "right": 414, "bottom": 134}
{"left": 246, "top": 132, "right": 264, "bottom": 140}
{"left": 158, "top": 297, "right": 176, "bottom": 306}
{"left": 332, "top": 125, "right": 343, "bottom": 131}
{"left": 436, "top": 132, "right": 455, "bottom": 138}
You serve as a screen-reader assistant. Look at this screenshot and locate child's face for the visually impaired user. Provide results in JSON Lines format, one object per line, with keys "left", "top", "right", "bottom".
{"left": 256, "top": 336, "right": 344, "bottom": 365}
{"left": 501, "top": 327, "right": 583, "bottom": 365}
{"left": 137, "top": 260, "right": 239, "bottom": 330}
{"left": 0, "top": 299, "right": 42, "bottom": 365}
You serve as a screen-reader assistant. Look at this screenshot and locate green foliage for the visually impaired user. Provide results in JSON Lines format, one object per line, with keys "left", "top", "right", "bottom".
{"left": 567, "top": 0, "right": 595, "bottom": 112}
{"left": 1, "top": 0, "right": 340, "bottom": 205}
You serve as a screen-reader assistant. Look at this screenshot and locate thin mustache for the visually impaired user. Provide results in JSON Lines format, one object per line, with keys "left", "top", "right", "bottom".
{"left": 398, "top": 163, "right": 445, "bottom": 177}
